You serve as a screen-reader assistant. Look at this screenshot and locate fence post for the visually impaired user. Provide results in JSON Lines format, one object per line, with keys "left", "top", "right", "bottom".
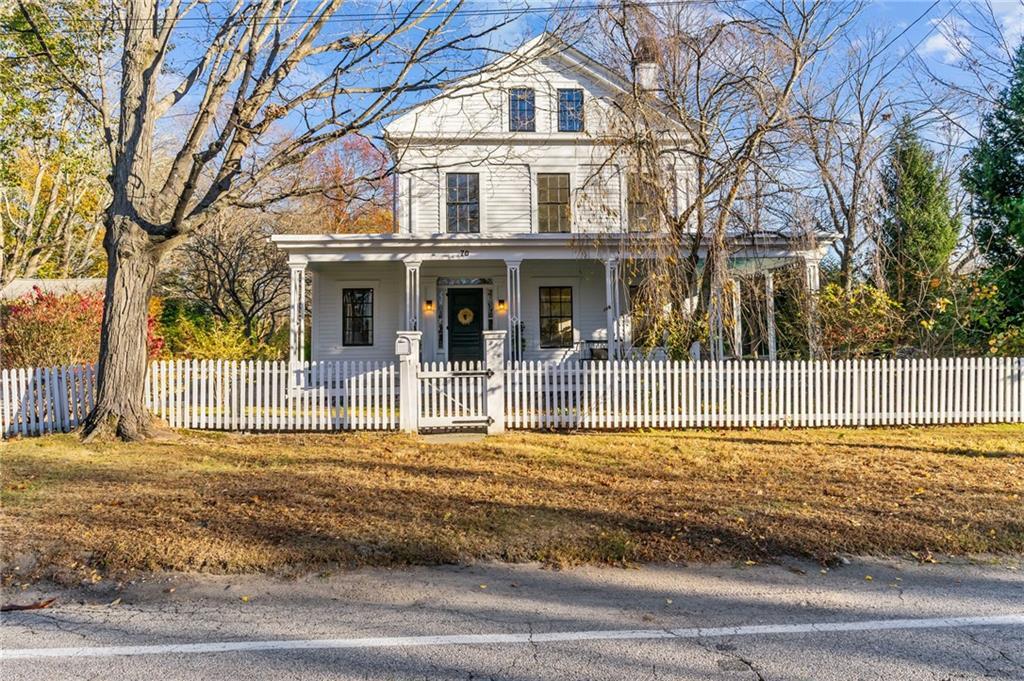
{"left": 395, "top": 331, "right": 421, "bottom": 433}
{"left": 483, "top": 330, "right": 507, "bottom": 434}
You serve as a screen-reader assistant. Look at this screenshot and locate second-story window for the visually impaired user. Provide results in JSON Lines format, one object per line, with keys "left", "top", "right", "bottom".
{"left": 557, "top": 89, "right": 584, "bottom": 132}
{"left": 628, "top": 174, "right": 657, "bottom": 232}
{"left": 537, "top": 173, "right": 571, "bottom": 233}
{"left": 446, "top": 173, "right": 480, "bottom": 233}
{"left": 509, "top": 88, "right": 535, "bottom": 132}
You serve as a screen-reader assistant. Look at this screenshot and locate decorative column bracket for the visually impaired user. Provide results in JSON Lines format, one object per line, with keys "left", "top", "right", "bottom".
{"left": 505, "top": 260, "right": 522, "bottom": 363}
{"left": 404, "top": 261, "right": 422, "bottom": 332}
{"left": 803, "top": 256, "right": 823, "bottom": 359}
{"left": 764, "top": 271, "right": 778, "bottom": 361}
{"left": 604, "top": 259, "right": 619, "bottom": 360}
{"left": 728, "top": 277, "right": 742, "bottom": 359}
{"left": 288, "top": 262, "right": 307, "bottom": 367}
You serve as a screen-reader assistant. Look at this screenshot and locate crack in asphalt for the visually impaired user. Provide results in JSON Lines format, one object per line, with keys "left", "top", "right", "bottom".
{"left": 961, "top": 629, "right": 1024, "bottom": 677}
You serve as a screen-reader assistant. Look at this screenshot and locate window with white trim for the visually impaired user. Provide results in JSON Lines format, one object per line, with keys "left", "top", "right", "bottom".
{"left": 539, "top": 286, "right": 573, "bottom": 348}
{"left": 509, "top": 88, "right": 536, "bottom": 132}
{"left": 446, "top": 173, "right": 480, "bottom": 233}
{"left": 342, "top": 288, "right": 373, "bottom": 346}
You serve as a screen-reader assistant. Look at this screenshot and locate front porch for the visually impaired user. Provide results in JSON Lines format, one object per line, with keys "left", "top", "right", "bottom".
{"left": 272, "top": 233, "right": 829, "bottom": 364}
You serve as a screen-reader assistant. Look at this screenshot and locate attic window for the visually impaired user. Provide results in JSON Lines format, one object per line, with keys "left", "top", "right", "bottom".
{"left": 509, "top": 88, "right": 535, "bottom": 132}
{"left": 557, "top": 89, "right": 584, "bottom": 132}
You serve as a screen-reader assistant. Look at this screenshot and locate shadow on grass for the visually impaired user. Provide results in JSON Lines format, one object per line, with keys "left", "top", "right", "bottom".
{"left": 3, "top": 428, "right": 1023, "bottom": 579}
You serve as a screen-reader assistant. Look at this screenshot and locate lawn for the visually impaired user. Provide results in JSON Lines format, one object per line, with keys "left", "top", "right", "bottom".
{"left": 2, "top": 425, "right": 1022, "bottom": 583}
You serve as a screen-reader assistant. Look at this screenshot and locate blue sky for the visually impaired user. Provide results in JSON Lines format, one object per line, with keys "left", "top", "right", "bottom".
{"left": 153, "top": 0, "right": 1023, "bottom": 178}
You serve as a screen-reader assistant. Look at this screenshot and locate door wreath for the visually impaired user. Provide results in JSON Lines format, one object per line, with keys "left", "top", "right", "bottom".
{"left": 457, "top": 307, "right": 475, "bottom": 325}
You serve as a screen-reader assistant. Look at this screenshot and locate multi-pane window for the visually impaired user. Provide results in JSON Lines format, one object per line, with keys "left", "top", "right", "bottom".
{"left": 342, "top": 288, "right": 373, "bottom": 346}
{"left": 446, "top": 173, "right": 480, "bottom": 233}
{"left": 557, "top": 89, "right": 584, "bottom": 132}
{"left": 509, "top": 88, "right": 535, "bottom": 132}
{"left": 539, "top": 286, "right": 573, "bottom": 348}
{"left": 628, "top": 174, "right": 656, "bottom": 232}
{"left": 537, "top": 173, "right": 571, "bottom": 233}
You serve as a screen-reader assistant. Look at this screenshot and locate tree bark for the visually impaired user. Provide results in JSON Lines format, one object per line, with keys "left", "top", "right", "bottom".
{"left": 80, "top": 213, "right": 159, "bottom": 441}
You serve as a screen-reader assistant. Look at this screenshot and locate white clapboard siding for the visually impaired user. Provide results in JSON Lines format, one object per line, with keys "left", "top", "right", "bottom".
{"left": 503, "top": 358, "right": 1024, "bottom": 431}
{"left": 1, "top": 360, "right": 399, "bottom": 436}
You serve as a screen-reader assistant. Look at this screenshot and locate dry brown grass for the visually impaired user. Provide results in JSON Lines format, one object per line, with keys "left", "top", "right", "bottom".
{"left": 2, "top": 425, "right": 1022, "bottom": 582}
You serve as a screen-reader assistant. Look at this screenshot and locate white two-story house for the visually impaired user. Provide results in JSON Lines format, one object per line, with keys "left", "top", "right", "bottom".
{"left": 273, "top": 34, "right": 831, "bottom": 365}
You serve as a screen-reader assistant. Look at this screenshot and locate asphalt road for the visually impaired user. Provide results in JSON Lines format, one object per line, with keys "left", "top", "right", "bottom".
{"left": 2, "top": 558, "right": 1022, "bottom": 680}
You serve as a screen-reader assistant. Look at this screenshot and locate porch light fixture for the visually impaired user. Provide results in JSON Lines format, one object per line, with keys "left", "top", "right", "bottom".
{"left": 424, "top": 299, "right": 435, "bottom": 313}
{"left": 496, "top": 299, "right": 507, "bottom": 312}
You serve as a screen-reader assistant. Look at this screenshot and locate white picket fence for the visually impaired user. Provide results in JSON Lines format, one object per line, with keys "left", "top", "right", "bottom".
{"left": 1, "top": 360, "right": 398, "bottom": 436}
{"left": 418, "top": 361, "right": 490, "bottom": 428}
{"left": 505, "top": 357, "right": 1024, "bottom": 429}
{"left": 2, "top": 356, "right": 1022, "bottom": 437}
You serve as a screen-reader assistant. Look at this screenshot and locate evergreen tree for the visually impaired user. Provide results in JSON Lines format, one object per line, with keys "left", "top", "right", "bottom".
{"left": 879, "top": 116, "right": 958, "bottom": 316}
{"left": 962, "top": 41, "right": 1024, "bottom": 318}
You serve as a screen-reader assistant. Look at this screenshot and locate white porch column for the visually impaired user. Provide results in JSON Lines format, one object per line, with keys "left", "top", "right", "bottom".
{"left": 288, "top": 262, "right": 307, "bottom": 366}
{"left": 803, "top": 256, "right": 823, "bottom": 359}
{"left": 708, "top": 278, "right": 725, "bottom": 361}
{"left": 505, "top": 260, "right": 522, "bottom": 362}
{"left": 404, "top": 260, "right": 421, "bottom": 331}
{"left": 603, "top": 258, "right": 619, "bottom": 360}
{"left": 804, "top": 257, "right": 821, "bottom": 292}
{"left": 764, "top": 272, "right": 778, "bottom": 361}
{"left": 728, "top": 278, "right": 742, "bottom": 358}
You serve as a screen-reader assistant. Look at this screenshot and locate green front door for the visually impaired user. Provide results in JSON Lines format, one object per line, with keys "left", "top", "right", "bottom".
{"left": 447, "top": 288, "right": 484, "bottom": 362}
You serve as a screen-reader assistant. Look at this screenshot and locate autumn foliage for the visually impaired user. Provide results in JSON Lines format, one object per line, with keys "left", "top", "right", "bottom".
{"left": 306, "top": 136, "right": 394, "bottom": 234}
{"left": 1, "top": 288, "right": 163, "bottom": 369}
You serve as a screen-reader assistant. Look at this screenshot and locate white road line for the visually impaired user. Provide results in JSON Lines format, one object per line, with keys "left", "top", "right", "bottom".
{"left": 3, "top": 614, "right": 1022, "bottom": 660}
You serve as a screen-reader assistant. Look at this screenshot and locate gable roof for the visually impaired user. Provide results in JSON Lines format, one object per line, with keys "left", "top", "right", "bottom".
{"left": 382, "top": 32, "right": 681, "bottom": 141}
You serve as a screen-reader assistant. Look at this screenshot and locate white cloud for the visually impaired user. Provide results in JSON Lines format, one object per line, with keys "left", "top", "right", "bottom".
{"left": 992, "top": 1, "right": 1024, "bottom": 44}
{"left": 918, "top": 17, "right": 970, "bottom": 64}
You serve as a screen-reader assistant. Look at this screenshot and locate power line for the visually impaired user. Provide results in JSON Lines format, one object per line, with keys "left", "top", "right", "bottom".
{"left": 1, "top": 0, "right": 711, "bottom": 34}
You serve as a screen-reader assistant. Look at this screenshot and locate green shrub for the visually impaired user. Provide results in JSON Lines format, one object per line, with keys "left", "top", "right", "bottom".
{"left": 160, "top": 312, "right": 285, "bottom": 361}
{"left": 817, "top": 283, "right": 904, "bottom": 359}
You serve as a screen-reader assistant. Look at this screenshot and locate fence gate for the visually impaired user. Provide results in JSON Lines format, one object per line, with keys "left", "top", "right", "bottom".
{"left": 417, "top": 361, "right": 492, "bottom": 429}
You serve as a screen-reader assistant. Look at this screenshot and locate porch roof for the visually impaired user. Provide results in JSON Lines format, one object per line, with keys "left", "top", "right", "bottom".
{"left": 271, "top": 232, "right": 835, "bottom": 266}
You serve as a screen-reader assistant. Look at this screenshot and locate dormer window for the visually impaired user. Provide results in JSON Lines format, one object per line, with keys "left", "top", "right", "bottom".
{"left": 509, "top": 88, "right": 535, "bottom": 132}
{"left": 557, "top": 89, "right": 584, "bottom": 132}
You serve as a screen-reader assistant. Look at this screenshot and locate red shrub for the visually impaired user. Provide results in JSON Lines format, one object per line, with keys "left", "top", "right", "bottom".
{"left": 1, "top": 287, "right": 163, "bottom": 369}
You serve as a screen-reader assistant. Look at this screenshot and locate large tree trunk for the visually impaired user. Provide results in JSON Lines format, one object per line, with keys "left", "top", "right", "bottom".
{"left": 81, "top": 213, "right": 160, "bottom": 441}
